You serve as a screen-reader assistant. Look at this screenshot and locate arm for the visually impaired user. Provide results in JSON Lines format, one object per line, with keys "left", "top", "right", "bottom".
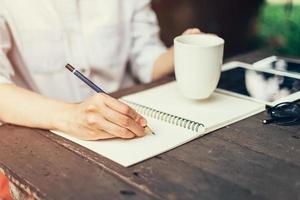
{"left": 129, "top": 0, "right": 167, "bottom": 83}
{"left": 0, "top": 83, "right": 147, "bottom": 140}
{"left": 0, "top": 83, "right": 70, "bottom": 130}
{"left": 129, "top": 0, "right": 202, "bottom": 82}
{"left": 152, "top": 28, "right": 202, "bottom": 80}
{"left": 0, "top": 18, "right": 146, "bottom": 141}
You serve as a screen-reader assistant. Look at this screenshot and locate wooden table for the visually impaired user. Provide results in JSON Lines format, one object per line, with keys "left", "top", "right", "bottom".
{"left": 0, "top": 51, "right": 299, "bottom": 200}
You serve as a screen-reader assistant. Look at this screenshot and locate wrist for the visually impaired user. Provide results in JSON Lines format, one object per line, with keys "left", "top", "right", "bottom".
{"left": 50, "top": 101, "right": 76, "bottom": 132}
{"left": 152, "top": 47, "right": 174, "bottom": 80}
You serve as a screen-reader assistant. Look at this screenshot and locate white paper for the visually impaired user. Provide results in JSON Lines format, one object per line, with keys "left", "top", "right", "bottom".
{"left": 52, "top": 81, "right": 264, "bottom": 167}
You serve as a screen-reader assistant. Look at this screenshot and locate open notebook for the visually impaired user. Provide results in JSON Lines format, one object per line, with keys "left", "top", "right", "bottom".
{"left": 53, "top": 81, "right": 264, "bottom": 167}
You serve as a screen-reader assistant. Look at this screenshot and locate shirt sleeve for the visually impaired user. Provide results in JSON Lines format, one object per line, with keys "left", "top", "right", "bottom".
{"left": 0, "top": 16, "right": 14, "bottom": 84}
{"left": 129, "top": 0, "right": 167, "bottom": 83}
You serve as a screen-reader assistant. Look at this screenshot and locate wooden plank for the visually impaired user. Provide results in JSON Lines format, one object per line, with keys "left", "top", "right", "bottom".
{"left": 37, "top": 128, "right": 263, "bottom": 200}
{"left": 225, "top": 49, "right": 275, "bottom": 64}
{"left": 212, "top": 113, "right": 300, "bottom": 166}
{"left": 165, "top": 132, "right": 300, "bottom": 200}
{"left": 37, "top": 117, "right": 300, "bottom": 200}
{"left": 0, "top": 125, "right": 156, "bottom": 200}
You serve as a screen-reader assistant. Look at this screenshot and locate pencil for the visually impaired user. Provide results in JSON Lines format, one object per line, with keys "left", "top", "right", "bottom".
{"left": 65, "top": 64, "right": 105, "bottom": 93}
{"left": 144, "top": 126, "right": 155, "bottom": 135}
{"left": 65, "top": 64, "right": 155, "bottom": 135}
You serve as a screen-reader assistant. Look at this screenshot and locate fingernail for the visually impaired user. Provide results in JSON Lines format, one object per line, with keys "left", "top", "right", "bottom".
{"left": 139, "top": 118, "right": 147, "bottom": 126}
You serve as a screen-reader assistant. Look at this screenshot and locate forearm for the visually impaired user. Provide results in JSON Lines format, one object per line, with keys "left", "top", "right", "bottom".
{"left": 0, "top": 84, "right": 72, "bottom": 130}
{"left": 152, "top": 47, "right": 174, "bottom": 81}
{"left": 0, "top": 84, "right": 148, "bottom": 140}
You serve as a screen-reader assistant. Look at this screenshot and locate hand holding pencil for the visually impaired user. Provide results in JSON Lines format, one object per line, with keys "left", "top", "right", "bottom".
{"left": 64, "top": 64, "right": 154, "bottom": 140}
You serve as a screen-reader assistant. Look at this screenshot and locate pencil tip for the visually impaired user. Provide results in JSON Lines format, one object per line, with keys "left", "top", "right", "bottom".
{"left": 144, "top": 126, "right": 155, "bottom": 135}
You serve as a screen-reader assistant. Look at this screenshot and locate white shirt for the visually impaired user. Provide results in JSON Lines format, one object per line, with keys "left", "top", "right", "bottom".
{"left": 0, "top": 0, "right": 166, "bottom": 102}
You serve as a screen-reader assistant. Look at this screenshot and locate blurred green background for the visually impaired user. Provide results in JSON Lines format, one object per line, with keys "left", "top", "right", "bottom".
{"left": 258, "top": 1, "right": 300, "bottom": 56}
{"left": 152, "top": 0, "right": 300, "bottom": 58}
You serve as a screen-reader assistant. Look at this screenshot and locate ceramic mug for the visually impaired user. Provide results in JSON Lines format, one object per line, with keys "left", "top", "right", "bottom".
{"left": 174, "top": 34, "right": 224, "bottom": 99}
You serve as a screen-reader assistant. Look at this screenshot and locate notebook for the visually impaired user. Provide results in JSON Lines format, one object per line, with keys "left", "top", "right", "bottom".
{"left": 52, "top": 81, "right": 265, "bottom": 167}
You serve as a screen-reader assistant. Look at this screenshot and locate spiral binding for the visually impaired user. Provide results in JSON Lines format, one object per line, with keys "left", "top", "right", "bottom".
{"left": 124, "top": 100, "right": 205, "bottom": 133}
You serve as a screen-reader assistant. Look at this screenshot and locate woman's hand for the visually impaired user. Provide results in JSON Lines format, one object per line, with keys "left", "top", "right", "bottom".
{"left": 56, "top": 93, "right": 147, "bottom": 141}
{"left": 0, "top": 84, "right": 147, "bottom": 141}
{"left": 152, "top": 28, "right": 202, "bottom": 80}
{"left": 182, "top": 28, "right": 202, "bottom": 35}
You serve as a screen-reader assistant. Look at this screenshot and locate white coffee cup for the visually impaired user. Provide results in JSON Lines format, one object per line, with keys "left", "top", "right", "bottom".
{"left": 174, "top": 34, "right": 224, "bottom": 99}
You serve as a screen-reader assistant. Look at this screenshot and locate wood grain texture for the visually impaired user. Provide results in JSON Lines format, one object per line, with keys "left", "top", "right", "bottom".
{"left": 0, "top": 50, "right": 299, "bottom": 200}
{"left": 34, "top": 128, "right": 262, "bottom": 200}
{"left": 0, "top": 125, "right": 155, "bottom": 200}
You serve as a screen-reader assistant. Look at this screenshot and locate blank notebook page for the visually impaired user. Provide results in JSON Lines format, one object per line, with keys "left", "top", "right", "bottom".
{"left": 122, "top": 81, "right": 264, "bottom": 132}
{"left": 53, "top": 81, "right": 264, "bottom": 167}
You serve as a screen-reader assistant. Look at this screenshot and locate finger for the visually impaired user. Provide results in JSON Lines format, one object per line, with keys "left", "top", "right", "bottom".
{"left": 86, "top": 131, "right": 116, "bottom": 141}
{"left": 182, "top": 29, "right": 192, "bottom": 35}
{"left": 86, "top": 113, "right": 136, "bottom": 139}
{"left": 183, "top": 28, "right": 202, "bottom": 35}
{"left": 195, "top": 29, "right": 202, "bottom": 34}
{"left": 74, "top": 128, "right": 116, "bottom": 141}
{"left": 101, "top": 94, "right": 147, "bottom": 125}
{"left": 191, "top": 28, "right": 202, "bottom": 34}
{"left": 100, "top": 105, "right": 145, "bottom": 137}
